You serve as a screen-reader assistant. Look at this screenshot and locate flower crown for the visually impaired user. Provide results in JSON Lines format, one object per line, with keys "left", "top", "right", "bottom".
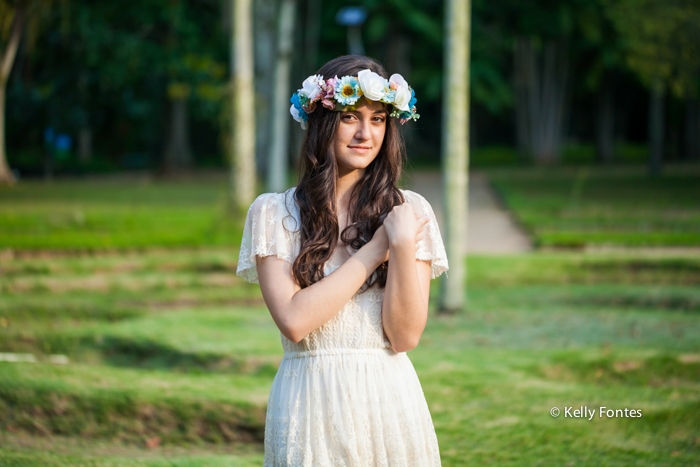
{"left": 289, "top": 68, "right": 420, "bottom": 130}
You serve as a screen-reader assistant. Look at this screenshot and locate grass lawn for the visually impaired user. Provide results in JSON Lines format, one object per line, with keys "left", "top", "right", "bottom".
{"left": 1, "top": 173, "right": 699, "bottom": 465}
{"left": 1, "top": 248, "right": 699, "bottom": 465}
{"left": 0, "top": 175, "right": 242, "bottom": 250}
{"left": 487, "top": 164, "right": 700, "bottom": 248}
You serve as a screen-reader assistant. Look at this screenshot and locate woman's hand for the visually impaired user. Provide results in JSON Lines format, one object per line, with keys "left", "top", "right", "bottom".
{"left": 367, "top": 207, "right": 428, "bottom": 263}
{"left": 383, "top": 203, "right": 430, "bottom": 249}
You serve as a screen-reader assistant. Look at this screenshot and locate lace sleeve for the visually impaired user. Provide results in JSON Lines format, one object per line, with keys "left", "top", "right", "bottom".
{"left": 400, "top": 189, "right": 449, "bottom": 279}
{"left": 236, "top": 191, "right": 300, "bottom": 284}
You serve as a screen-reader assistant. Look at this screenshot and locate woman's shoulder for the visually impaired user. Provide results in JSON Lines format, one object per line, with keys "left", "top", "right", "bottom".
{"left": 246, "top": 187, "right": 300, "bottom": 231}
{"left": 398, "top": 188, "right": 434, "bottom": 214}
{"left": 247, "top": 187, "right": 298, "bottom": 213}
{"left": 399, "top": 187, "right": 428, "bottom": 201}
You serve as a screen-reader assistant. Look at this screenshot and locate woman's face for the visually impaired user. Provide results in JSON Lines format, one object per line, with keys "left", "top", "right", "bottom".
{"left": 332, "top": 96, "right": 388, "bottom": 176}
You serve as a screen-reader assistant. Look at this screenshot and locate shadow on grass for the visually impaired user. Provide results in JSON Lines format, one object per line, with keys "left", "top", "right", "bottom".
{"left": 529, "top": 351, "right": 700, "bottom": 388}
{"left": 0, "top": 381, "right": 266, "bottom": 446}
{"left": 95, "top": 336, "right": 279, "bottom": 377}
{"left": 567, "top": 294, "right": 700, "bottom": 313}
{"left": 581, "top": 258, "right": 700, "bottom": 276}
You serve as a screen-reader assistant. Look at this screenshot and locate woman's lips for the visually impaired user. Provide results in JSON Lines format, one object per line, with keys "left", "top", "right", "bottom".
{"left": 349, "top": 146, "right": 371, "bottom": 153}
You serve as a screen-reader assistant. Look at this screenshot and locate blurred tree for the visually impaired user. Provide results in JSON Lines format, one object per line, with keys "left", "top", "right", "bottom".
{"left": 603, "top": 0, "right": 700, "bottom": 175}
{"left": 158, "top": 1, "right": 228, "bottom": 174}
{"left": 513, "top": 36, "right": 571, "bottom": 164}
{"left": 440, "top": 0, "right": 470, "bottom": 313}
{"left": 470, "top": 0, "right": 514, "bottom": 126}
{"left": 573, "top": 0, "right": 627, "bottom": 164}
{"left": 230, "top": 0, "right": 256, "bottom": 210}
{"left": 0, "top": 0, "right": 27, "bottom": 184}
{"left": 508, "top": 1, "right": 576, "bottom": 164}
{"left": 686, "top": 97, "right": 700, "bottom": 161}
{"left": 304, "top": 0, "right": 321, "bottom": 74}
{"left": 161, "top": 4, "right": 195, "bottom": 173}
{"left": 9, "top": 1, "right": 227, "bottom": 176}
{"left": 267, "top": 0, "right": 296, "bottom": 193}
{"left": 250, "top": 0, "right": 275, "bottom": 177}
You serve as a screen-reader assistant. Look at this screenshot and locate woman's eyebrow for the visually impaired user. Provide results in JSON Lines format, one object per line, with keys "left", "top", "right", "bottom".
{"left": 348, "top": 110, "right": 388, "bottom": 114}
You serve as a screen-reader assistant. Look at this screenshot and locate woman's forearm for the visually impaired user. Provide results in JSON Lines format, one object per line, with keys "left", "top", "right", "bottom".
{"left": 381, "top": 241, "right": 427, "bottom": 352}
{"left": 269, "top": 243, "right": 384, "bottom": 343}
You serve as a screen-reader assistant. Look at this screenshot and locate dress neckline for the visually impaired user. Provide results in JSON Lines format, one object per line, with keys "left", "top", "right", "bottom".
{"left": 325, "top": 260, "right": 341, "bottom": 273}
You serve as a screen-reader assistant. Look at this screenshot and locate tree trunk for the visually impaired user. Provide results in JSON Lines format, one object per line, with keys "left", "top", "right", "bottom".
{"left": 267, "top": 0, "right": 296, "bottom": 193}
{"left": 515, "top": 37, "right": 570, "bottom": 164}
{"left": 78, "top": 127, "right": 92, "bottom": 163}
{"left": 0, "top": 87, "right": 14, "bottom": 183}
{"left": 513, "top": 40, "right": 530, "bottom": 160}
{"left": 252, "top": 0, "right": 276, "bottom": 176}
{"left": 77, "top": 73, "right": 92, "bottom": 163}
{"left": 439, "top": 0, "right": 470, "bottom": 314}
{"left": 596, "top": 76, "right": 614, "bottom": 163}
{"left": 648, "top": 78, "right": 664, "bottom": 176}
{"left": 230, "top": 0, "right": 257, "bottom": 211}
{"left": 0, "top": 4, "right": 25, "bottom": 185}
{"left": 686, "top": 97, "right": 700, "bottom": 161}
{"left": 162, "top": 95, "right": 193, "bottom": 172}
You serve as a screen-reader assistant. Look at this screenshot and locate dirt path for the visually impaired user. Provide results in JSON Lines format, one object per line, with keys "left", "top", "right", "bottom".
{"left": 406, "top": 170, "right": 533, "bottom": 254}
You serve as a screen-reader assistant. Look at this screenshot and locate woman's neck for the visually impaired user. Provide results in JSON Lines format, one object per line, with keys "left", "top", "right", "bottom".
{"left": 336, "top": 168, "right": 364, "bottom": 212}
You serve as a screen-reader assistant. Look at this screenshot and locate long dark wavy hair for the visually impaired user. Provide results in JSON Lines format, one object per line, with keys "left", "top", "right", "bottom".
{"left": 291, "top": 55, "right": 407, "bottom": 291}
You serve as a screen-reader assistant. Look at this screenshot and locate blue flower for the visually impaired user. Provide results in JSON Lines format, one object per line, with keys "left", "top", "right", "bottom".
{"left": 290, "top": 93, "right": 308, "bottom": 124}
{"left": 334, "top": 76, "right": 362, "bottom": 106}
{"left": 381, "top": 90, "right": 397, "bottom": 104}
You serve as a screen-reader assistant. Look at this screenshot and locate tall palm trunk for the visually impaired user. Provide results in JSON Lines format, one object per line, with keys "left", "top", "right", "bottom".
{"left": 439, "top": 0, "right": 471, "bottom": 314}
{"left": 230, "top": 0, "right": 256, "bottom": 210}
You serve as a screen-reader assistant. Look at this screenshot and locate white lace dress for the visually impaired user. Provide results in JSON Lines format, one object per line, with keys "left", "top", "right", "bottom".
{"left": 236, "top": 187, "right": 449, "bottom": 467}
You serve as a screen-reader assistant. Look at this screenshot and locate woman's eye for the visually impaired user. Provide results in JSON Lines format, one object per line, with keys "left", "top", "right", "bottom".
{"left": 342, "top": 115, "right": 384, "bottom": 123}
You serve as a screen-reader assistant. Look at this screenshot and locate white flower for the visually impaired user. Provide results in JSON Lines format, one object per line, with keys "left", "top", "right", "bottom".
{"left": 357, "top": 69, "right": 388, "bottom": 102}
{"left": 290, "top": 104, "right": 308, "bottom": 129}
{"left": 389, "top": 73, "right": 411, "bottom": 111}
{"left": 389, "top": 73, "right": 408, "bottom": 89}
{"left": 290, "top": 104, "right": 303, "bottom": 123}
{"left": 393, "top": 86, "right": 411, "bottom": 111}
{"left": 299, "top": 74, "right": 324, "bottom": 101}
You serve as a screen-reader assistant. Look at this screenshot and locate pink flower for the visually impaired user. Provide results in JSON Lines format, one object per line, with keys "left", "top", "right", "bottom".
{"left": 389, "top": 82, "right": 399, "bottom": 91}
{"left": 322, "top": 98, "right": 336, "bottom": 110}
{"left": 302, "top": 101, "right": 317, "bottom": 113}
{"left": 325, "top": 76, "right": 339, "bottom": 95}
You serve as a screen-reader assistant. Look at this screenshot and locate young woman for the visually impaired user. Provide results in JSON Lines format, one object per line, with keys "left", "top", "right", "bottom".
{"left": 237, "top": 55, "right": 448, "bottom": 466}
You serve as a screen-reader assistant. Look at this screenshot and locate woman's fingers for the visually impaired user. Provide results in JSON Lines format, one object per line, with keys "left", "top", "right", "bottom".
{"left": 418, "top": 216, "right": 429, "bottom": 235}
{"left": 413, "top": 216, "right": 428, "bottom": 245}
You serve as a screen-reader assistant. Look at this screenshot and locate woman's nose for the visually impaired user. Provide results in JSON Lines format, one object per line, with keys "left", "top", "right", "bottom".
{"left": 355, "top": 118, "right": 372, "bottom": 141}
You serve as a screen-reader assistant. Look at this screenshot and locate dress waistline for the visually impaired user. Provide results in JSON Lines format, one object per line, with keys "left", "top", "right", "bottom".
{"left": 282, "top": 347, "right": 398, "bottom": 359}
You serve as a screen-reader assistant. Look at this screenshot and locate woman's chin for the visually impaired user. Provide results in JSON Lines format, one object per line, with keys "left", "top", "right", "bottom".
{"left": 337, "top": 156, "right": 377, "bottom": 173}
